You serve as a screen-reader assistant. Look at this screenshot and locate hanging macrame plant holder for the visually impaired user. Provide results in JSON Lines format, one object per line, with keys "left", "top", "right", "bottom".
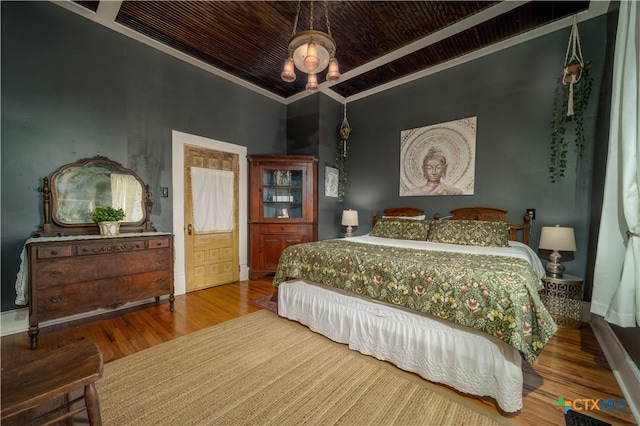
{"left": 548, "top": 14, "right": 593, "bottom": 183}
{"left": 562, "top": 15, "right": 584, "bottom": 117}
{"left": 336, "top": 102, "right": 351, "bottom": 203}
{"left": 339, "top": 104, "right": 351, "bottom": 153}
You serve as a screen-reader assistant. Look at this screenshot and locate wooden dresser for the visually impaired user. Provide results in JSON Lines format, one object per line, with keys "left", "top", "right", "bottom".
{"left": 26, "top": 233, "right": 174, "bottom": 349}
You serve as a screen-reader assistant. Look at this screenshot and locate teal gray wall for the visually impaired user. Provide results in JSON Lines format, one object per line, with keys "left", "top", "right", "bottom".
{"left": 1, "top": 2, "right": 286, "bottom": 310}
{"left": 285, "top": 94, "right": 343, "bottom": 241}
{"left": 1, "top": 1, "right": 613, "bottom": 311}
{"left": 341, "top": 15, "right": 610, "bottom": 286}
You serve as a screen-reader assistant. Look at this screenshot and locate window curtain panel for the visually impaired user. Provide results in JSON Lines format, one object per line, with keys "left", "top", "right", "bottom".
{"left": 111, "top": 173, "right": 144, "bottom": 222}
{"left": 190, "top": 167, "right": 235, "bottom": 233}
{"left": 591, "top": 0, "right": 639, "bottom": 327}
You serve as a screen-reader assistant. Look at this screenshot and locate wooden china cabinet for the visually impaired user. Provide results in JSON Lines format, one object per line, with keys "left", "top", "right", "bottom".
{"left": 248, "top": 155, "right": 318, "bottom": 280}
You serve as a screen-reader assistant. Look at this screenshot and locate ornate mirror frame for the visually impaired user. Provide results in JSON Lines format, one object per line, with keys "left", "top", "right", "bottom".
{"left": 35, "top": 155, "right": 156, "bottom": 237}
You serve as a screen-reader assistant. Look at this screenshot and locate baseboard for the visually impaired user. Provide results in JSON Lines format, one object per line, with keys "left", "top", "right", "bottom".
{"left": 582, "top": 301, "right": 591, "bottom": 322}
{"left": 0, "top": 297, "right": 167, "bottom": 337}
{"left": 0, "top": 308, "right": 29, "bottom": 336}
{"left": 590, "top": 314, "right": 640, "bottom": 424}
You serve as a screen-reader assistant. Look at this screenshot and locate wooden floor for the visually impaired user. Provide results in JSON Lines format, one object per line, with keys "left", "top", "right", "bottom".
{"left": 1, "top": 279, "right": 636, "bottom": 425}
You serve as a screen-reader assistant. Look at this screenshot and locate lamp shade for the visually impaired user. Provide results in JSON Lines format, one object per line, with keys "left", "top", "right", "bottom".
{"left": 341, "top": 209, "right": 358, "bottom": 226}
{"left": 305, "top": 73, "right": 319, "bottom": 92}
{"left": 303, "top": 41, "right": 320, "bottom": 71}
{"left": 539, "top": 226, "right": 576, "bottom": 251}
{"left": 326, "top": 57, "right": 340, "bottom": 81}
{"left": 280, "top": 57, "right": 296, "bottom": 82}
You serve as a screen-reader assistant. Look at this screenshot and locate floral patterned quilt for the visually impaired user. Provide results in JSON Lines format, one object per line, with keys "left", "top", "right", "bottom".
{"left": 273, "top": 239, "right": 557, "bottom": 364}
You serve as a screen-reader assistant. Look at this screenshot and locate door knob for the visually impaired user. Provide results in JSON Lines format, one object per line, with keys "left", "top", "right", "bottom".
{"left": 187, "top": 224, "right": 193, "bottom": 235}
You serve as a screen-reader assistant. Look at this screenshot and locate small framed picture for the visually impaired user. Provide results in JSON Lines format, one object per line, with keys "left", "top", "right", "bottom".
{"left": 325, "top": 166, "right": 338, "bottom": 197}
{"left": 275, "top": 170, "right": 291, "bottom": 186}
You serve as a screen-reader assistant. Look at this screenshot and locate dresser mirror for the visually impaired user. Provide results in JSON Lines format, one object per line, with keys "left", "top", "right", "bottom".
{"left": 35, "top": 155, "right": 155, "bottom": 237}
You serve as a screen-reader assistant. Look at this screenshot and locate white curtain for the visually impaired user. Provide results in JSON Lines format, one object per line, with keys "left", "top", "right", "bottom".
{"left": 111, "top": 174, "right": 143, "bottom": 221}
{"left": 190, "top": 167, "right": 235, "bottom": 233}
{"left": 591, "top": 0, "right": 640, "bottom": 327}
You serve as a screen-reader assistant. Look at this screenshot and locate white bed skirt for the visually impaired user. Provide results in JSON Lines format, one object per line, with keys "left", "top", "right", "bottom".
{"left": 277, "top": 280, "right": 524, "bottom": 413}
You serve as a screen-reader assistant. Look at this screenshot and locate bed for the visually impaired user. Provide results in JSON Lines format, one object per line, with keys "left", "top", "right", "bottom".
{"left": 273, "top": 206, "right": 557, "bottom": 413}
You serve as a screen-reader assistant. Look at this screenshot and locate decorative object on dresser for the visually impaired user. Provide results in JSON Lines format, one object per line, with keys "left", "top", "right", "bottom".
{"left": 538, "top": 225, "right": 576, "bottom": 277}
{"left": 18, "top": 155, "right": 174, "bottom": 349}
{"left": 247, "top": 155, "right": 318, "bottom": 280}
{"left": 341, "top": 209, "right": 358, "bottom": 237}
{"left": 540, "top": 274, "right": 584, "bottom": 329}
{"left": 90, "top": 206, "right": 126, "bottom": 237}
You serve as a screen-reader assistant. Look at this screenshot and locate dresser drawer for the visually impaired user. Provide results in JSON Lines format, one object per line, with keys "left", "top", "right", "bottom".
{"left": 34, "top": 249, "right": 172, "bottom": 288}
{"left": 36, "top": 270, "right": 173, "bottom": 320}
{"left": 36, "top": 245, "right": 73, "bottom": 259}
{"left": 76, "top": 240, "right": 145, "bottom": 256}
{"left": 267, "top": 224, "right": 301, "bottom": 234}
{"left": 148, "top": 237, "right": 171, "bottom": 249}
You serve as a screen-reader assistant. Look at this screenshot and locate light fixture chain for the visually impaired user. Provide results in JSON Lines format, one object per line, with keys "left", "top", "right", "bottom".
{"left": 309, "top": 0, "right": 314, "bottom": 30}
{"left": 324, "top": 1, "right": 332, "bottom": 37}
{"left": 291, "top": 0, "right": 302, "bottom": 37}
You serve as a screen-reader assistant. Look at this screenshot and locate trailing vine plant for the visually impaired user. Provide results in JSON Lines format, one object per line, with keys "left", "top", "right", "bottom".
{"left": 549, "top": 61, "right": 593, "bottom": 182}
{"left": 549, "top": 16, "right": 593, "bottom": 183}
{"left": 336, "top": 102, "right": 351, "bottom": 202}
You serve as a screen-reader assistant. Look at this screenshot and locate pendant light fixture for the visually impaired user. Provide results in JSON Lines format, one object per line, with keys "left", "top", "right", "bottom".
{"left": 281, "top": 0, "right": 340, "bottom": 90}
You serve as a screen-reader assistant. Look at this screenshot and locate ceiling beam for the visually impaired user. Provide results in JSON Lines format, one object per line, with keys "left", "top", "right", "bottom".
{"left": 335, "top": 1, "right": 526, "bottom": 86}
{"left": 95, "top": 0, "right": 122, "bottom": 24}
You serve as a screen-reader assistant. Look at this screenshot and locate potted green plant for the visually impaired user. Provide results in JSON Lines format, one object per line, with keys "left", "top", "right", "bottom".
{"left": 90, "top": 206, "right": 125, "bottom": 236}
{"left": 549, "top": 16, "right": 593, "bottom": 183}
{"left": 549, "top": 60, "right": 593, "bottom": 183}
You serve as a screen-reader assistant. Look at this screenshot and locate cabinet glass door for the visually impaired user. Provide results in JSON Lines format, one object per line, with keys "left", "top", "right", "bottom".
{"left": 262, "top": 169, "right": 304, "bottom": 219}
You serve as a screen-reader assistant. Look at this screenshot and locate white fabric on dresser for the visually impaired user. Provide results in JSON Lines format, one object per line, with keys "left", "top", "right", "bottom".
{"left": 278, "top": 279, "right": 524, "bottom": 413}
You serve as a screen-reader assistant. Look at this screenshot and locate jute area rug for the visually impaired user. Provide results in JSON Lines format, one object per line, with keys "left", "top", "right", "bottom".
{"left": 97, "top": 311, "right": 512, "bottom": 425}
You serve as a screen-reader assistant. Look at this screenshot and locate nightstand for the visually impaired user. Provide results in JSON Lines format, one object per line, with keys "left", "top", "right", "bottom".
{"left": 540, "top": 274, "right": 584, "bottom": 328}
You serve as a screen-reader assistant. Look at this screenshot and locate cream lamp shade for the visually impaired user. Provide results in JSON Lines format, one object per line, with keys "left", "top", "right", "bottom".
{"left": 539, "top": 225, "right": 576, "bottom": 277}
{"left": 341, "top": 209, "right": 358, "bottom": 238}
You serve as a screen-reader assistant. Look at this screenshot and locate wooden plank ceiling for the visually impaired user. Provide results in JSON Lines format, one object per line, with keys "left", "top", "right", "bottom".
{"left": 73, "top": 1, "right": 590, "bottom": 101}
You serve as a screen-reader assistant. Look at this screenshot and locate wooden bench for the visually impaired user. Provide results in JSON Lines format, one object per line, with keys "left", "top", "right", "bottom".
{"left": 1, "top": 339, "right": 103, "bottom": 425}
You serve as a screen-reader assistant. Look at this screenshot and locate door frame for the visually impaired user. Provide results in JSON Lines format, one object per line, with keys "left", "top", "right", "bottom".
{"left": 172, "top": 130, "right": 248, "bottom": 296}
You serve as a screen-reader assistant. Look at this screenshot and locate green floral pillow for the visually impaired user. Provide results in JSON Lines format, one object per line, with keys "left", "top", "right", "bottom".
{"left": 370, "top": 218, "right": 431, "bottom": 240}
{"left": 427, "top": 220, "right": 510, "bottom": 247}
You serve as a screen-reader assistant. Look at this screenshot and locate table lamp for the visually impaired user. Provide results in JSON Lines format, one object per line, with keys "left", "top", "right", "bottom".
{"left": 539, "top": 225, "right": 576, "bottom": 277}
{"left": 341, "top": 210, "right": 358, "bottom": 238}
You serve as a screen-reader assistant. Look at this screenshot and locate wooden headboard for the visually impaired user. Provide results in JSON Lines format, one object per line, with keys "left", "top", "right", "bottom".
{"left": 372, "top": 206, "right": 532, "bottom": 246}
{"left": 371, "top": 207, "right": 424, "bottom": 227}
